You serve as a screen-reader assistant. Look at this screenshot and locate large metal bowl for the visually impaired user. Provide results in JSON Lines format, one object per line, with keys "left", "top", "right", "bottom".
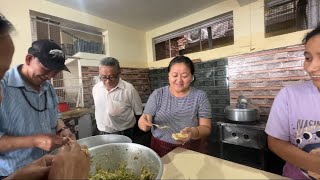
{"left": 50, "top": 134, "right": 132, "bottom": 154}
{"left": 89, "top": 143, "right": 163, "bottom": 180}
{"left": 77, "top": 134, "right": 132, "bottom": 148}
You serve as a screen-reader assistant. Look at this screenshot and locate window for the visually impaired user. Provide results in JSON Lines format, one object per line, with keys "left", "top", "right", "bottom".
{"left": 265, "top": 0, "right": 320, "bottom": 37}
{"left": 30, "top": 13, "right": 105, "bottom": 57}
{"left": 154, "top": 12, "right": 234, "bottom": 61}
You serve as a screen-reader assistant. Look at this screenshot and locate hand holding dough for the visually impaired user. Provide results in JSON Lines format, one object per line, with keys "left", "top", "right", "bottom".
{"left": 172, "top": 132, "right": 189, "bottom": 140}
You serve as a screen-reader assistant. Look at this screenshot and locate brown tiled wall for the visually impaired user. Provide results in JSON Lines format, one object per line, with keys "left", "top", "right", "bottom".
{"left": 228, "top": 45, "right": 310, "bottom": 117}
{"left": 121, "top": 68, "right": 151, "bottom": 103}
{"left": 81, "top": 66, "right": 151, "bottom": 108}
{"left": 81, "top": 66, "right": 98, "bottom": 108}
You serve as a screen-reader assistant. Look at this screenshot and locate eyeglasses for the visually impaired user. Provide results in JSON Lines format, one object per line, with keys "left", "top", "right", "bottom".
{"left": 99, "top": 74, "right": 119, "bottom": 81}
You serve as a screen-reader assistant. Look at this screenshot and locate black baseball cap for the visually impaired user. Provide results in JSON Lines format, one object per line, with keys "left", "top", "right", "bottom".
{"left": 28, "top": 39, "right": 70, "bottom": 72}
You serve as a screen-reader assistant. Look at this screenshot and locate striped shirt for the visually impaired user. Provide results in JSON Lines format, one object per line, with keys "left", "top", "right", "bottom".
{"left": 144, "top": 86, "right": 212, "bottom": 144}
{"left": 0, "top": 65, "right": 59, "bottom": 176}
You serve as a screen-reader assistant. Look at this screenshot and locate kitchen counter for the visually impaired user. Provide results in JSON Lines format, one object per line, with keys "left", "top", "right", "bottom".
{"left": 60, "top": 107, "right": 90, "bottom": 120}
{"left": 161, "top": 147, "right": 288, "bottom": 179}
{"left": 60, "top": 108, "right": 92, "bottom": 139}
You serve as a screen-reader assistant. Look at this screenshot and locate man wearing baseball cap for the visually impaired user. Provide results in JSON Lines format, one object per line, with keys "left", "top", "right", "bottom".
{"left": 0, "top": 39, "right": 74, "bottom": 177}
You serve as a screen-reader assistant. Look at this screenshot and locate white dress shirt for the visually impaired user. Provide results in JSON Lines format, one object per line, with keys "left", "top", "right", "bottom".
{"left": 92, "top": 78, "right": 143, "bottom": 133}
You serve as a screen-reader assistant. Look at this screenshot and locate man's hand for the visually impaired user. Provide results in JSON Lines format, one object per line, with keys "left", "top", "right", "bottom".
{"left": 56, "top": 119, "right": 76, "bottom": 140}
{"left": 48, "top": 140, "right": 90, "bottom": 179}
{"left": 5, "top": 155, "right": 54, "bottom": 180}
{"left": 32, "top": 134, "right": 63, "bottom": 151}
{"left": 58, "top": 127, "right": 76, "bottom": 140}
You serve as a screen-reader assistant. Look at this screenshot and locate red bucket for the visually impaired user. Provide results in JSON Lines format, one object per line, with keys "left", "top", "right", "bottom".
{"left": 58, "top": 102, "right": 69, "bottom": 112}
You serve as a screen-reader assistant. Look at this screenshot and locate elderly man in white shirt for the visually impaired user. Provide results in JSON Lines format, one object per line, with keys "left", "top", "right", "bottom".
{"left": 92, "top": 57, "right": 143, "bottom": 140}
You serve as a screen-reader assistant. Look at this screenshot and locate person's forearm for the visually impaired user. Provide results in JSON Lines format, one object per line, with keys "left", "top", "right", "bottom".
{"left": 191, "top": 125, "right": 211, "bottom": 140}
{"left": 268, "top": 136, "right": 320, "bottom": 174}
{"left": 0, "top": 135, "right": 34, "bottom": 152}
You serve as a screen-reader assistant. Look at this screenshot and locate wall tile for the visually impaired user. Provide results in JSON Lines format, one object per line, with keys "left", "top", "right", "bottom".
{"left": 213, "top": 67, "right": 228, "bottom": 77}
{"left": 213, "top": 59, "right": 228, "bottom": 67}
{"left": 275, "top": 52, "right": 288, "bottom": 59}
{"left": 282, "top": 60, "right": 303, "bottom": 68}
{"left": 288, "top": 50, "right": 304, "bottom": 58}
{"left": 228, "top": 44, "right": 309, "bottom": 116}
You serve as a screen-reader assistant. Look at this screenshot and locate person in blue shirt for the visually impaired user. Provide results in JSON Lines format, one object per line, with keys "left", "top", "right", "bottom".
{"left": 0, "top": 14, "right": 89, "bottom": 180}
{"left": 0, "top": 21, "right": 76, "bottom": 177}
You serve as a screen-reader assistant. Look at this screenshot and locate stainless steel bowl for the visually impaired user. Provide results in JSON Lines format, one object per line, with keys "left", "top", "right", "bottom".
{"left": 50, "top": 134, "right": 132, "bottom": 154}
{"left": 77, "top": 134, "right": 132, "bottom": 148}
{"left": 89, "top": 143, "right": 163, "bottom": 180}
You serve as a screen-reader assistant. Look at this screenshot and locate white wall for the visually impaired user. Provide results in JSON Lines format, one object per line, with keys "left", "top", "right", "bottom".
{"left": 0, "top": 0, "right": 148, "bottom": 68}
{"left": 145, "top": 0, "right": 309, "bottom": 68}
{"left": 1, "top": 0, "right": 310, "bottom": 69}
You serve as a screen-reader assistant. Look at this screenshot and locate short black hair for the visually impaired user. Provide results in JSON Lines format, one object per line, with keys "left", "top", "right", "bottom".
{"left": 0, "top": 13, "right": 13, "bottom": 36}
{"left": 302, "top": 24, "right": 320, "bottom": 44}
{"left": 168, "top": 55, "right": 195, "bottom": 75}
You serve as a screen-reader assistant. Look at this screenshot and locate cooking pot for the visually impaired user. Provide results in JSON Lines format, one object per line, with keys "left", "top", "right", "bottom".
{"left": 224, "top": 106, "right": 260, "bottom": 122}
{"left": 89, "top": 143, "right": 163, "bottom": 179}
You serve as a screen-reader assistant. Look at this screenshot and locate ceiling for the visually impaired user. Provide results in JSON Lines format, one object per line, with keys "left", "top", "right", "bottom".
{"left": 46, "top": 0, "right": 224, "bottom": 31}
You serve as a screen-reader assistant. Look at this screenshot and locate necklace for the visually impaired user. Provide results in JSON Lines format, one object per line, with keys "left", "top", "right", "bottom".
{"left": 20, "top": 88, "right": 47, "bottom": 112}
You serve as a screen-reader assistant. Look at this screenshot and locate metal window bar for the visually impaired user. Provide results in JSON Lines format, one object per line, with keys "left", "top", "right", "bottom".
{"left": 54, "top": 86, "right": 83, "bottom": 108}
{"left": 154, "top": 13, "right": 234, "bottom": 60}
{"left": 52, "top": 76, "right": 85, "bottom": 108}
{"left": 30, "top": 16, "right": 105, "bottom": 56}
{"left": 265, "top": 0, "right": 316, "bottom": 36}
{"left": 154, "top": 11, "right": 233, "bottom": 44}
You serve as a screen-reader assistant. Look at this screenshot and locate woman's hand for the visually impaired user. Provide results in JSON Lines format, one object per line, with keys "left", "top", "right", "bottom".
{"left": 48, "top": 140, "right": 90, "bottom": 179}
{"left": 174, "top": 127, "right": 197, "bottom": 144}
{"left": 138, "top": 114, "right": 153, "bottom": 132}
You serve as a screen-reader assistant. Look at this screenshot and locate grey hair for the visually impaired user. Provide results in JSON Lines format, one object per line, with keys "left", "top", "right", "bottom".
{"left": 99, "top": 57, "right": 120, "bottom": 70}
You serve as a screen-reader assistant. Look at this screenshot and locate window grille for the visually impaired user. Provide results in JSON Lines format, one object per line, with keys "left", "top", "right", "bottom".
{"left": 29, "top": 14, "right": 106, "bottom": 108}
{"left": 265, "top": 0, "right": 319, "bottom": 37}
{"left": 154, "top": 12, "right": 234, "bottom": 61}
{"left": 30, "top": 16, "right": 105, "bottom": 57}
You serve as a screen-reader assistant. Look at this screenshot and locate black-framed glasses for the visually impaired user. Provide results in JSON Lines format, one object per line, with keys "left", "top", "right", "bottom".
{"left": 99, "top": 74, "right": 119, "bottom": 81}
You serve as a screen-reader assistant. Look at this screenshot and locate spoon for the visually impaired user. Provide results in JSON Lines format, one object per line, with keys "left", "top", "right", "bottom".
{"left": 152, "top": 124, "right": 172, "bottom": 130}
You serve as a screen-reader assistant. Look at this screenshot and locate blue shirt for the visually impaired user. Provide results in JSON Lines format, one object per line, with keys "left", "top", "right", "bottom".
{"left": 0, "top": 65, "right": 59, "bottom": 176}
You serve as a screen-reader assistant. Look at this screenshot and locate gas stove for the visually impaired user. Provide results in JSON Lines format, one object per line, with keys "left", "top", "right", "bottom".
{"left": 214, "top": 117, "right": 268, "bottom": 170}
{"left": 216, "top": 117, "right": 267, "bottom": 149}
